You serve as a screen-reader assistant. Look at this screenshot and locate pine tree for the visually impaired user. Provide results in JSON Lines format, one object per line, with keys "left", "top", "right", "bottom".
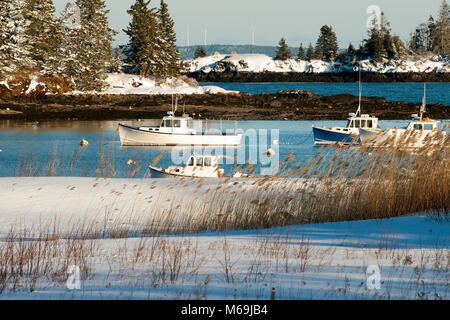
{"left": 314, "top": 25, "right": 338, "bottom": 62}
{"left": 157, "top": 0, "right": 182, "bottom": 78}
{"left": 297, "top": 43, "right": 305, "bottom": 60}
{"left": 58, "top": 2, "right": 83, "bottom": 81}
{"left": 5, "top": 0, "right": 33, "bottom": 73}
{"left": 274, "top": 37, "right": 292, "bottom": 60}
{"left": 0, "top": 1, "right": 17, "bottom": 79}
{"left": 194, "top": 46, "right": 207, "bottom": 58}
{"left": 363, "top": 13, "right": 386, "bottom": 62}
{"left": 346, "top": 43, "right": 356, "bottom": 64}
{"left": 409, "top": 24, "right": 427, "bottom": 54}
{"left": 74, "top": 0, "right": 117, "bottom": 91}
{"left": 433, "top": 0, "right": 449, "bottom": 55}
{"left": 305, "top": 43, "right": 314, "bottom": 61}
{"left": 22, "top": 0, "right": 60, "bottom": 76}
{"left": 110, "top": 48, "right": 124, "bottom": 73}
{"left": 426, "top": 16, "right": 436, "bottom": 52}
{"left": 124, "top": 0, "right": 164, "bottom": 78}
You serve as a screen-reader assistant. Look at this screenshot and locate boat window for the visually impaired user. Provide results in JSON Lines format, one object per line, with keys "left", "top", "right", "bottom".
{"left": 424, "top": 124, "right": 434, "bottom": 130}
{"left": 413, "top": 124, "right": 423, "bottom": 130}
{"left": 367, "top": 120, "right": 373, "bottom": 128}
{"left": 165, "top": 120, "right": 173, "bottom": 127}
{"left": 361, "top": 120, "right": 366, "bottom": 128}
{"left": 204, "top": 157, "right": 212, "bottom": 166}
{"left": 354, "top": 120, "right": 361, "bottom": 128}
{"left": 188, "top": 157, "right": 194, "bottom": 166}
{"left": 196, "top": 157, "right": 203, "bottom": 166}
{"left": 174, "top": 120, "right": 181, "bottom": 128}
{"left": 347, "top": 120, "right": 353, "bottom": 128}
{"left": 160, "top": 120, "right": 165, "bottom": 127}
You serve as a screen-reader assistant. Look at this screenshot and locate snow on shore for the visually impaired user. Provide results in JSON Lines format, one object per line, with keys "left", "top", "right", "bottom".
{"left": 0, "top": 177, "right": 448, "bottom": 300}
{"left": 184, "top": 53, "right": 450, "bottom": 74}
{"left": 67, "top": 73, "right": 236, "bottom": 95}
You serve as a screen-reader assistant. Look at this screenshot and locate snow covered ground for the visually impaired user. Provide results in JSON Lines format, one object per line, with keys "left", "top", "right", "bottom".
{"left": 67, "top": 73, "right": 235, "bottom": 95}
{"left": 184, "top": 54, "right": 450, "bottom": 74}
{"left": 0, "top": 177, "right": 448, "bottom": 300}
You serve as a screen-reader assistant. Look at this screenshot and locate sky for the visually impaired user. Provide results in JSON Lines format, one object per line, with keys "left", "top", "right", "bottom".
{"left": 53, "top": 0, "right": 444, "bottom": 48}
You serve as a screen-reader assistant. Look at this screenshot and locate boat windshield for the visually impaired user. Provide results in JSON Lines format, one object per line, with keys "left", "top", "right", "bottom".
{"left": 188, "top": 157, "right": 194, "bottom": 166}
{"left": 424, "top": 124, "right": 434, "bottom": 130}
{"left": 413, "top": 123, "right": 423, "bottom": 130}
{"left": 347, "top": 120, "right": 353, "bottom": 128}
{"left": 204, "top": 157, "right": 212, "bottom": 166}
{"left": 196, "top": 157, "right": 203, "bottom": 166}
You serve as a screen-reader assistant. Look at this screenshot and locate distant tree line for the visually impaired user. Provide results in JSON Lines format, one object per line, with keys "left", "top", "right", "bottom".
{"left": 275, "top": 0, "right": 448, "bottom": 64}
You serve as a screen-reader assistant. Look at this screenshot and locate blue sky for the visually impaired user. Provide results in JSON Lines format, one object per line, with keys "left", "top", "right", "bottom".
{"left": 53, "top": 0, "right": 444, "bottom": 48}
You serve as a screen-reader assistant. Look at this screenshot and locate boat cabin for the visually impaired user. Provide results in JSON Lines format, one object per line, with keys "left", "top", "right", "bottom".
{"left": 186, "top": 155, "right": 219, "bottom": 168}
{"left": 139, "top": 112, "right": 195, "bottom": 134}
{"left": 346, "top": 113, "right": 379, "bottom": 130}
{"left": 407, "top": 120, "right": 438, "bottom": 131}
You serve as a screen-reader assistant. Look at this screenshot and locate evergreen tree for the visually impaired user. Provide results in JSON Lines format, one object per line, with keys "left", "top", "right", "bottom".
{"left": 409, "top": 24, "right": 427, "bottom": 54}
{"left": 75, "top": 0, "right": 117, "bottom": 90}
{"left": 314, "top": 25, "right": 338, "bottom": 62}
{"left": 157, "top": 0, "right": 182, "bottom": 77}
{"left": 110, "top": 48, "right": 124, "bottom": 73}
{"left": 363, "top": 13, "right": 386, "bottom": 62}
{"left": 194, "top": 46, "right": 207, "bottom": 58}
{"left": 346, "top": 43, "right": 356, "bottom": 64}
{"left": 305, "top": 43, "right": 314, "bottom": 61}
{"left": 22, "top": 0, "right": 60, "bottom": 76}
{"left": 124, "top": 0, "right": 164, "bottom": 78}
{"left": 297, "top": 43, "right": 305, "bottom": 60}
{"left": 5, "top": 0, "right": 32, "bottom": 73}
{"left": 0, "top": 1, "right": 16, "bottom": 79}
{"left": 58, "top": 2, "right": 83, "bottom": 81}
{"left": 426, "top": 16, "right": 437, "bottom": 52}
{"left": 274, "top": 37, "right": 292, "bottom": 60}
{"left": 433, "top": 0, "right": 449, "bottom": 55}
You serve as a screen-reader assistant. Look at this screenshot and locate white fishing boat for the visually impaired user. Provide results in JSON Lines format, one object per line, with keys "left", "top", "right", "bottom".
{"left": 312, "top": 69, "right": 380, "bottom": 145}
{"left": 118, "top": 97, "right": 242, "bottom": 146}
{"left": 360, "top": 84, "right": 447, "bottom": 150}
{"left": 149, "top": 154, "right": 226, "bottom": 178}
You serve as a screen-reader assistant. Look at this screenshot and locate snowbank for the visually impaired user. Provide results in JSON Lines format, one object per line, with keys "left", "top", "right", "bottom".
{"left": 0, "top": 177, "right": 448, "bottom": 300}
{"left": 184, "top": 54, "right": 450, "bottom": 74}
{"left": 67, "top": 73, "right": 236, "bottom": 95}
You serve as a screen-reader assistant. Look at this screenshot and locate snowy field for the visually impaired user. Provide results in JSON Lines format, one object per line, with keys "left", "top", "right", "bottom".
{"left": 184, "top": 54, "right": 450, "bottom": 74}
{"left": 0, "top": 177, "right": 448, "bottom": 300}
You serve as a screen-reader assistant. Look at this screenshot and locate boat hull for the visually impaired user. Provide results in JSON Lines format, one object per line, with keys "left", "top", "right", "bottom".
{"left": 359, "top": 128, "right": 447, "bottom": 149}
{"left": 119, "top": 124, "right": 242, "bottom": 146}
{"left": 149, "top": 166, "right": 222, "bottom": 178}
{"left": 312, "top": 126, "right": 360, "bottom": 145}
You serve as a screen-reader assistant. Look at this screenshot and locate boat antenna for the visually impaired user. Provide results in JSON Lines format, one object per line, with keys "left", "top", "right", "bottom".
{"left": 356, "top": 66, "right": 362, "bottom": 116}
{"left": 420, "top": 83, "right": 426, "bottom": 120}
{"left": 174, "top": 94, "right": 178, "bottom": 114}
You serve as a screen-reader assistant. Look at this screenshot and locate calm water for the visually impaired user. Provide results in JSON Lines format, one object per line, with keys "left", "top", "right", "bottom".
{"left": 199, "top": 82, "right": 450, "bottom": 105}
{"left": 1, "top": 119, "right": 447, "bottom": 178}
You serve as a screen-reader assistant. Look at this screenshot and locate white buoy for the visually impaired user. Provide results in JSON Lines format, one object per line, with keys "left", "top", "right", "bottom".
{"left": 127, "top": 159, "right": 136, "bottom": 165}
{"left": 80, "top": 138, "right": 89, "bottom": 146}
{"left": 265, "top": 148, "right": 275, "bottom": 156}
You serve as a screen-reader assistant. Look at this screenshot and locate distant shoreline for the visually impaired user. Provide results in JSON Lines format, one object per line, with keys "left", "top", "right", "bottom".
{"left": 0, "top": 91, "right": 448, "bottom": 121}
{"left": 187, "top": 71, "right": 450, "bottom": 83}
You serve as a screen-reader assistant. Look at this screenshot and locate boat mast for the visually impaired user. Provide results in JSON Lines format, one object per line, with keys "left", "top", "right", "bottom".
{"left": 356, "top": 66, "right": 362, "bottom": 116}
{"left": 420, "top": 83, "right": 426, "bottom": 120}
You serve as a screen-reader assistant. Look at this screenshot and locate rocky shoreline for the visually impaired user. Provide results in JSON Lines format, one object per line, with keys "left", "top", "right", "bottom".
{"left": 187, "top": 71, "right": 450, "bottom": 83}
{"left": 0, "top": 90, "right": 448, "bottom": 121}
